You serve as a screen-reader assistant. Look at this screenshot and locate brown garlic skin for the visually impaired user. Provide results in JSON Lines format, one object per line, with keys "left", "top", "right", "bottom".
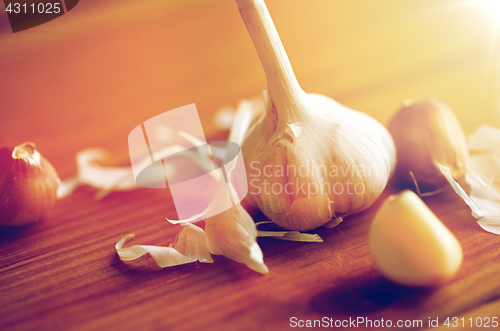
{"left": 388, "top": 97, "right": 469, "bottom": 188}
{"left": 0, "top": 142, "right": 59, "bottom": 226}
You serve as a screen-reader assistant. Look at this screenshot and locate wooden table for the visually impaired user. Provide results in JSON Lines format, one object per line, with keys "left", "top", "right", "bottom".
{"left": 1, "top": 1, "right": 499, "bottom": 330}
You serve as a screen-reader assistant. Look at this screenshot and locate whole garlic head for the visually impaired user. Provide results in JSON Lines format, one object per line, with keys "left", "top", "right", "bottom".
{"left": 0, "top": 142, "right": 59, "bottom": 226}
{"left": 237, "top": 0, "right": 395, "bottom": 231}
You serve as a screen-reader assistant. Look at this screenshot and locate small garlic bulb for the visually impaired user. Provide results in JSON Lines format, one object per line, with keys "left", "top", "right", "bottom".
{"left": 388, "top": 97, "right": 468, "bottom": 187}
{"left": 237, "top": 0, "right": 395, "bottom": 231}
{"left": 0, "top": 142, "right": 60, "bottom": 226}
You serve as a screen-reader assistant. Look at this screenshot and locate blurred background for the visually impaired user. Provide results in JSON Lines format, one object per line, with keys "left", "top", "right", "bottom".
{"left": 0, "top": 0, "right": 499, "bottom": 177}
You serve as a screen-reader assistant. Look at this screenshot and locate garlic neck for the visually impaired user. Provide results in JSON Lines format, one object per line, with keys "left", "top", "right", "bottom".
{"left": 237, "top": 0, "right": 307, "bottom": 124}
{"left": 12, "top": 142, "right": 41, "bottom": 167}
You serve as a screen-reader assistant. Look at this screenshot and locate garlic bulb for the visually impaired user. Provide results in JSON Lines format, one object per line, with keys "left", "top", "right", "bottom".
{"left": 237, "top": 0, "right": 396, "bottom": 231}
{"left": 0, "top": 142, "right": 59, "bottom": 226}
{"left": 388, "top": 97, "right": 468, "bottom": 187}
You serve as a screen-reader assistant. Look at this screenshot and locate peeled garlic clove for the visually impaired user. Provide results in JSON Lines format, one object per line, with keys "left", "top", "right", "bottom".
{"left": 388, "top": 97, "right": 469, "bottom": 187}
{"left": 0, "top": 142, "right": 60, "bottom": 226}
{"left": 237, "top": 0, "right": 395, "bottom": 231}
{"left": 369, "top": 190, "right": 463, "bottom": 287}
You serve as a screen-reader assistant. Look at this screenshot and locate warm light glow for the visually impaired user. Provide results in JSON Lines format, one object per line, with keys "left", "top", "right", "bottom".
{"left": 474, "top": 0, "right": 500, "bottom": 24}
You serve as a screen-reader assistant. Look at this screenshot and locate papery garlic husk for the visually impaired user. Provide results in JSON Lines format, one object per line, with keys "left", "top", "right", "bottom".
{"left": 237, "top": 0, "right": 395, "bottom": 231}
{"left": 205, "top": 206, "right": 268, "bottom": 274}
{"left": 465, "top": 125, "right": 500, "bottom": 234}
{"left": 0, "top": 142, "right": 59, "bottom": 226}
{"left": 388, "top": 97, "right": 469, "bottom": 187}
{"left": 116, "top": 223, "right": 213, "bottom": 267}
{"left": 205, "top": 179, "right": 268, "bottom": 274}
{"left": 165, "top": 100, "right": 269, "bottom": 274}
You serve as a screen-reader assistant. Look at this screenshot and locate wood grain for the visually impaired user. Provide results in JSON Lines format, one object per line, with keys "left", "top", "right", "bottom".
{"left": 1, "top": 1, "right": 499, "bottom": 330}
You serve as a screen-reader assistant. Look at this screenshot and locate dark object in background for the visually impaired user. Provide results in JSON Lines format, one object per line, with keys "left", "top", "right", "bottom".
{"left": 3, "top": 0, "right": 79, "bottom": 33}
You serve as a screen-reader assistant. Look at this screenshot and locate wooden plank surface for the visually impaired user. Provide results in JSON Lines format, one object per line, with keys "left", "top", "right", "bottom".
{"left": 1, "top": 1, "right": 500, "bottom": 330}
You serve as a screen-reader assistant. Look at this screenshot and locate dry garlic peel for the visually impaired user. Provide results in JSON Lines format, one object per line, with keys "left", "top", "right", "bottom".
{"left": 76, "top": 148, "right": 141, "bottom": 199}
{"left": 116, "top": 223, "right": 213, "bottom": 267}
{"left": 58, "top": 144, "right": 182, "bottom": 200}
{"left": 261, "top": 231, "right": 323, "bottom": 243}
{"left": 213, "top": 97, "right": 266, "bottom": 131}
{"left": 469, "top": 125, "right": 500, "bottom": 154}
{"left": 369, "top": 190, "right": 463, "bottom": 287}
{"left": 62, "top": 101, "right": 260, "bottom": 201}
{"left": 167, "top": 99, "right": 269, "bottom": 274}
{"left": 388, "top": 97, "right": 469, "bottom": 187}
{"left": 466, "top": 125, "right": 500, "bottom": 234}
{"left": 191, "top": 100, "right": 268, "bottom": 273}
{"left": 116, "top": 100, "right": 268, "bottom": 274}
{"left": 255, "top": 221, "right": 323, "bottom": 242}
{"left": 57, "top": 148, "right": 142, "bottom": 200}
{"left": 204, "top": 185, "right": 269, "bottom": 274}
{"left": 237, "top": 0, "right": 395, "bottom": 231}
{"left": 438, "top": 164, "right": 483, "bottom": 219}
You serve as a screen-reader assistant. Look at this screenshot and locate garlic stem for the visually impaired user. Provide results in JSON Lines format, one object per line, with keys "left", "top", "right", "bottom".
{"left": 236, "top": 0, "right": 306, "bottom": 120}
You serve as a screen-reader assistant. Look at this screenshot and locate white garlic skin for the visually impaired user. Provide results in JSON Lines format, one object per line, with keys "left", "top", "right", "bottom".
{"left": 388, "top": 97, "right": 469, "bottom": 187}
{"left": 242, "top": 92, "right": 396, "bottom": 231}
{"left": 0, "top": 142, "right": 59, "bottom": 226}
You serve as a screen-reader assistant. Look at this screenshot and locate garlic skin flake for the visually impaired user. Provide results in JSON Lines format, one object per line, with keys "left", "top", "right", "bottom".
{"left": 237, "top": 0, "right": 395, "bottom": 231}
{"left": 469, "top": 125, "right": 500, "bottom": 154}
{"left": 466, "top": 125, "right": 500, "bottom": 234}
{"left": 205, "top": 199, "right": 269, "bottom": 274}
{"left": 255, "top": 221, "right": 323, "bottom": 242}
{"left": 167, "top": 100, "right": 269, "bottom": 274}
{"left": 76, "top": 148, "right": 140, "bottom": 198}
{"left": 116, "top": 223, "right": 213, "bottom": 268}
{"left": 113, "top": 100, "right": 269, "bottom": 274}
{"left": 57, "top": 148, "right": 142, "bottom": 200}
{"left": 203, "top": 171, "right": 268, "bottom": 274}
{"left": 58, "top": 146, "right": 179, "bottom": 200}
{"left": 438, "top": 164, "right": 483, "bottom": 219}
